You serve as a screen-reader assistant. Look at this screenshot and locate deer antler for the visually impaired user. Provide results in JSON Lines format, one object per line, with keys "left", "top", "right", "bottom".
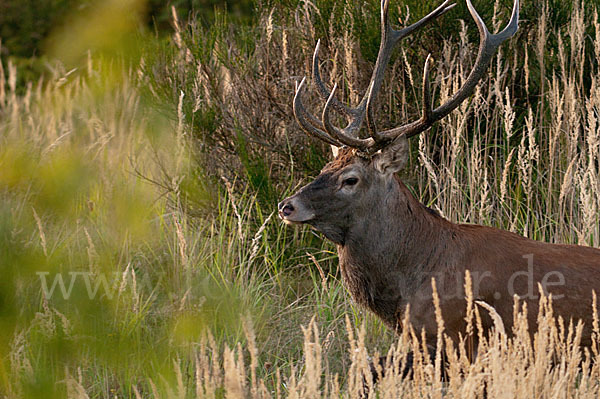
{"left": 293, "top": 0, "right": 519, "bottom": 155}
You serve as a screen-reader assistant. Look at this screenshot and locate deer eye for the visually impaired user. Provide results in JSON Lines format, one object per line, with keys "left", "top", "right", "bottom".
{"left": 342, "top": 177, "right": 359, "bottom": 187}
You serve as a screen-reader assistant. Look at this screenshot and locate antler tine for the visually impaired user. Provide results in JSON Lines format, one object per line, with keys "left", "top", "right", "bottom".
{"left": 298, "top": 0, "right": 455, "bottom": 152}
{"left": 365, "top": 54, "right": 436, "bottom": 142}
{"left": 365, "top": 0, "right": 456, "bottom": 144}
{"left": 322, "top": 84, "right": 374, "bottom": 150}
{"left": 312, "top": 40, "right": 363, "bottom": 117}
{"left": 391, "top": 0, "right": 457, "bottom": 42}
{"left": 379, "top": 0, "right": 519, "bottom": 140}
{"left": 422, "top": 54, "right": 434, "bottom": 123}
{"left": 293, "top": 78, "right": 344, "bottom": 147}
{"left": 293, "top": 0, "right": 506, "bottom": 154}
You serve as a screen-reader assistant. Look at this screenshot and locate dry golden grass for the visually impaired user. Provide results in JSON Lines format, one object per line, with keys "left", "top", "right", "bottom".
{"left": 1, "top": 0, "right": 600, "bottom": 397}
{"left": 172, "top": 288, "right": 600, "bottom": 399}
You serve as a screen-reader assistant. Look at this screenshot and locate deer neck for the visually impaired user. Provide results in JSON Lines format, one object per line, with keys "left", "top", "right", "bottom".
{"left": 337, "top": 176, "right": 455, "bottom": 326}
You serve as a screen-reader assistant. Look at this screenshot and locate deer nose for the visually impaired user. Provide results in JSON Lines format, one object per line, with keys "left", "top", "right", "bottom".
{"left": 278, "top": 201, "right": 295, "bottom": 218}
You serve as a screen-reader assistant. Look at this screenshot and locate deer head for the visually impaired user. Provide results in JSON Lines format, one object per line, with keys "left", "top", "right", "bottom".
{"left": 279, "top": 0, "right": 519, "bottom": 246}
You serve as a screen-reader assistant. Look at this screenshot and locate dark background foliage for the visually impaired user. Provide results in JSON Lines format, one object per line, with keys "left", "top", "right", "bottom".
{"left": 2, "top": 1, "right": 600, "bottom": 396}
{"left": 3, "top": 0, "right": 600, "bottom": 210}
{"left": 0, "top": 0, "right": 254, "bottom": 59}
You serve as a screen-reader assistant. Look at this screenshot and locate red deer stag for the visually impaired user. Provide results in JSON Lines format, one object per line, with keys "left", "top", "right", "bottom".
{"left": 279, "top": 0, "right": 600, "bottom": 352}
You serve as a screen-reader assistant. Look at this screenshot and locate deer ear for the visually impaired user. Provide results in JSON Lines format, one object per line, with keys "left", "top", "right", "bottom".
{"left": 330, "top": 145, "right": 340, "bottom": 158}
{"left": 373, "top": 135, "right": 409, "bottom": 174}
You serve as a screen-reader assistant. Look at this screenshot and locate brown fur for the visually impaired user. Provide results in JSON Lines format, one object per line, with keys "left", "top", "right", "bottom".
{"left": 280, "top": 151, "right": 600, "bottom": 349}
{"left": 321, "top": 147, "right": 361, "bottom": 172}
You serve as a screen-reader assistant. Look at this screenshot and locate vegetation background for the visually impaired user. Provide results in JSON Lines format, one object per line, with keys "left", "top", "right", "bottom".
{"left": 1, "top": 0, "right": 600, "bottom": 397}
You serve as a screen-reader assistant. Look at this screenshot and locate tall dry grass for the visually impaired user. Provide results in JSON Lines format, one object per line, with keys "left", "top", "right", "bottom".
{"left": 131, "top": 286, "right": 600, "bottom": 399}
{"left": 412, "top": 0, "right": 600, "bottom": 248}
{"left": 1, "top": 0, "right": 600, "bottom": 397}
{"left": 160, "top": 0, "right": 600, "bottom": 243}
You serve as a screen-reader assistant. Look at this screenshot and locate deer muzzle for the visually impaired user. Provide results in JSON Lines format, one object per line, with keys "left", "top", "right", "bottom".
{"left": 278, "top": 196, "right": 315, "bottom": 224}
